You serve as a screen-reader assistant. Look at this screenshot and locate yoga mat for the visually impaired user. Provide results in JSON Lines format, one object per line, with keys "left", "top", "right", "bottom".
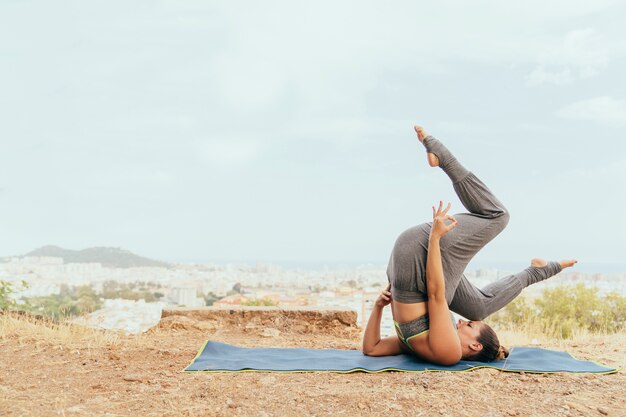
{"left": 184, "top": 341, "right": 617, "bottom": 374}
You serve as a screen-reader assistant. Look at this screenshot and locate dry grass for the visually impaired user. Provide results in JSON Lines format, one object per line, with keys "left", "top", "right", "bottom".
{"left": 496, "top": 321, "right": 614, "bottom": 359}
{"left": 494, "top": 320, "right": 600, "bottom": 350}
{"left": 0, "top": 311, "right": 123, "bottom": 350}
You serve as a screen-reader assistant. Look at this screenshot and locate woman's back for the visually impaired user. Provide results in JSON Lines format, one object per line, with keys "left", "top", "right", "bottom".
{"left": 392, "top": 300, "right": 457, "bottom": 355}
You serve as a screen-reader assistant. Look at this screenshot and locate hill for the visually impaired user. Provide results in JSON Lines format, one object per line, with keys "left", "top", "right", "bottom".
{"left": 22, "top": 245, "right": 170, "bottom": 268}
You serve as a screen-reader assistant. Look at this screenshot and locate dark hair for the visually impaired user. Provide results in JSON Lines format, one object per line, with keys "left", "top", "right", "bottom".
{"left": 464, "top": 323, "right": 509, "bottom": 362}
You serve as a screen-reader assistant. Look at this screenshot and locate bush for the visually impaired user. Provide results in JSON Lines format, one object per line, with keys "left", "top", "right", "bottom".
{"left": 25, "top": 285, "right": 103, "bottom": 320}
{"left": 202, "top": 291, "right": 220, "bottom": 306}
{"left": 101, "top": 281, "right": 159, "bottom": 302}
{"left": 0, "top": 280, "right": 29, "bottom": 311}
{"left": 491, "top": 283, "right": 626, "bottom": 338}
{"left": 0, "top": 280, "right": 16, "bottom": 311}
{"left": 240, "top": 297, "right": 279, "bottom": 307}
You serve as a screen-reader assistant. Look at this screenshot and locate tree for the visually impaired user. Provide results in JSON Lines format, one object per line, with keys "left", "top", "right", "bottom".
{"left": 0, "top": 280, "right": 29, "bottom": 311}
{"left": 0, "top": 280, "right": 16, "bottom": 311}
{"left": 203, "top": 292, "right": 220, "bottom": 306}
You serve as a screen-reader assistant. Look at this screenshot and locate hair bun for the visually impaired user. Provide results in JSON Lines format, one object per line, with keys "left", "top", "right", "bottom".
{"left": 496, "top": 345, "right": 510, "bottom": 360}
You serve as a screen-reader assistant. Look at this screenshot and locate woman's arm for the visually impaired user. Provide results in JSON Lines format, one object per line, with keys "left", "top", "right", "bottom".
{"left": 421, "top": 202, "right": 462, "bottom": 365}
{"left": 362, "top": 284, "right": 404, "bottom": 356}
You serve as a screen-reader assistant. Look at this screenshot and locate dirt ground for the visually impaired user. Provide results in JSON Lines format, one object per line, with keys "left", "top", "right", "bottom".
{"left": 0, "top": 313, "right": 624, "bottom": 417}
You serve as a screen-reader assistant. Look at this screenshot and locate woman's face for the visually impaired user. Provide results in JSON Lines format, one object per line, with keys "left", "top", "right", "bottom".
{"left": 457, "top": 319, "right": 482, "bottom": 349}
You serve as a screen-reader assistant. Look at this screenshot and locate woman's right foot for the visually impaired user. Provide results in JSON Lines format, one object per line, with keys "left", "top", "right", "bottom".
{"left": 559, "top": 259, "right": 578, "bottom": 269}
{"left": 414, "top": 125, "right": 439, "bottom": 167}
{"left": 531, "top": 258, "right": 577, "bottom": 269}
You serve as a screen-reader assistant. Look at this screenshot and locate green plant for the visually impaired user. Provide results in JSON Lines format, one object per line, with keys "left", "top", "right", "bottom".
{"left": 202, "top": 291, "right": 220, "bottom": 306}
{"left": 491, "top": 283, "right": 626, "bottom": 339}
{"left": 0, "top": 280, "right": 15, "bottom": 310}
{"left": 240, "top": 297, "right": 279, "bottom": 307}
{"left": 0, "top": 280, "right": 29, "bottom": 311}
{"left": 25, "top": 285, "right": 102, "bottom": 319}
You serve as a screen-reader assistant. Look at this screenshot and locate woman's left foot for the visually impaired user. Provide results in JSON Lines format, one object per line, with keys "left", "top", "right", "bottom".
{"left": 414, "top": 125, "right": 439, "bottom": 167}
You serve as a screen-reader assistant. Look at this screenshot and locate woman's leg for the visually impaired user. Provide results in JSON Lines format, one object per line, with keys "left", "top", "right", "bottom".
{"left": 422, "top": 135, "right": 508, "bottom": 218}
{"left": 420, "top": 134, "right": 510, "bottom": 303}
{"left": 449, "top": 261, "right": 563, "bottom": 320}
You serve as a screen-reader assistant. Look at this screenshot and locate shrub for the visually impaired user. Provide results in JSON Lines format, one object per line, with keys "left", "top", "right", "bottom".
{"left": 25, "top": 285, "right": 102, "bottom": 319}
{"left": 241, "top": 297, "right": 279, "bottom": 307}
{"left": 491, "top": 283, "right": 626, "bottom": 339}
{"left": 0, "top": 280, "right": 16, "bottom": 311}
{"left": 202, "top": 291, "right": 220, "bottom": 306}
{"left": 0, "top": 280, "right": 29, "bottom": 311}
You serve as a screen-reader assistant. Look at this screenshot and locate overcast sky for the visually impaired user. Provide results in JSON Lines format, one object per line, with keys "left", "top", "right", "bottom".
{"left": 1, "top": 1, "right": 625, "bottom": 270}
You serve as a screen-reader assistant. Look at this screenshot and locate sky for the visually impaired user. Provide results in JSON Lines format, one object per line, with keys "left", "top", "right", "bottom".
{"left": 1, "top": 1, "right": 625, "bottom": 271}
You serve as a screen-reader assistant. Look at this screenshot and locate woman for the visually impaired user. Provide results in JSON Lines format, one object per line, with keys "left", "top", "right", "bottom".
{"left": 362, "top": 126, "right": 577, "bottom": 365}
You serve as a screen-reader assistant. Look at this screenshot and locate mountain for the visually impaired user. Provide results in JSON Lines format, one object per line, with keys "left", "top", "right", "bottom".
{"left": 22, "top": 245, "right": 170, "bottom": 269}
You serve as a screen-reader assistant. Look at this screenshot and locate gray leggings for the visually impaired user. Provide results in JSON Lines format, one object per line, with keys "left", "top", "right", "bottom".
{"left": 387, "top": 135, "right": 562, "bottom": 320}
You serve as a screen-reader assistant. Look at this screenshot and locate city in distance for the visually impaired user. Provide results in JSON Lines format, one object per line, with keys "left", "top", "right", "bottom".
{"left": 2, "top": 245, "right": 625, "bottom": 334}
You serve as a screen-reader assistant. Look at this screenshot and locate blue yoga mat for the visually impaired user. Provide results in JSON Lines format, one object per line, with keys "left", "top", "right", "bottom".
{"left": 184, "top": 341, "right": 617, "bottom": 374}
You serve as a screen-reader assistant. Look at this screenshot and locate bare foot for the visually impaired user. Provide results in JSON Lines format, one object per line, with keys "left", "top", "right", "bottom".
{"left": 414, "top": 125, "right": 439, "bottom": 167}
{"left": 531, "top": 258, "right": 578, "bottom": 269}
{"left": 414, "top": 125, "right": 427, "bottom": 142}
{"left": 559, "top": 259, "right": 578, "bottom": 269}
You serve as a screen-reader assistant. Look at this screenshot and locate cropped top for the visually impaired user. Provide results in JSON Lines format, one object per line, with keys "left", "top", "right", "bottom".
{"left": 394, "top": 313, "right": 457, "bottom": 351}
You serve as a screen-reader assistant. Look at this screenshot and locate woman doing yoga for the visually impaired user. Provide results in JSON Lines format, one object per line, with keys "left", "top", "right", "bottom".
{"left": 362, "top": 126, "right": 577, "bottom": 365}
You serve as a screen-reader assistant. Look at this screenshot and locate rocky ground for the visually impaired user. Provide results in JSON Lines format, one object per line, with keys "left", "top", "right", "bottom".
{"left": 0, "top": 310, "right": 624, "bottom": 417}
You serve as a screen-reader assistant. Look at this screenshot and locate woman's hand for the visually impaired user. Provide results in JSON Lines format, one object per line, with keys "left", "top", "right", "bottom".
{"left": 375, "top": 283, "right": 392, "bottom": 308}
{"left": 430, "top": 201, "right": 458, "bottom": 240}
